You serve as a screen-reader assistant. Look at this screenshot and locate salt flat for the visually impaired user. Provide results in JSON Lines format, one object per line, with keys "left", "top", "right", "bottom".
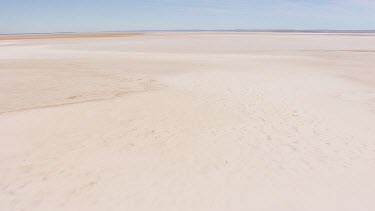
{"left": 1, "top": 33, "right": 375, "bottom": 211}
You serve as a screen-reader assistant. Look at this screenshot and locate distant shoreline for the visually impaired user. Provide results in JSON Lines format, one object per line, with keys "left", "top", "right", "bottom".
{"left": 1, "top": 30, "right": 375, "bottom": 40}
{"left": 2, "top": 29, "right": 375, "bottom": 35}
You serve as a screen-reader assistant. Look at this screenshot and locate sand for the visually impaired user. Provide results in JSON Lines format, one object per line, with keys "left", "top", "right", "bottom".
{"left": 0, "top": 33, "right": 142, "bottom": 41}
{"left": 1, "top": 32, "right": 375, "bottom": 211}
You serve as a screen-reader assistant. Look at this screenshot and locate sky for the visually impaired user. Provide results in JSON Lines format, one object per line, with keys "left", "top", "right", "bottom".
{"left": 1, "top": 0, "right": 375, "bottom": 34}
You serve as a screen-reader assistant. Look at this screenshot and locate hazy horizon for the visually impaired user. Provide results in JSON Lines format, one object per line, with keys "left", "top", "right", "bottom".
{"left": 2, "top": 29, "right": 375, "bottom": 36}
{"left": 1, "top": 0, "right": 375, "bottom": 34}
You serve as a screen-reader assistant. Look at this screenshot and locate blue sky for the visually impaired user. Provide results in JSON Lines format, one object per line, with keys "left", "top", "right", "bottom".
{"left": 1, "top": 0, "right": 375, "bottom": 33}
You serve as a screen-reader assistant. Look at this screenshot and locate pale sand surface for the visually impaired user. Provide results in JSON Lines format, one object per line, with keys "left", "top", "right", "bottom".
{"left": 1, "top": 33, "right": 375, "bottom": 210}
{"left": 0, "top": 33, "right": 142, "bottom": 41}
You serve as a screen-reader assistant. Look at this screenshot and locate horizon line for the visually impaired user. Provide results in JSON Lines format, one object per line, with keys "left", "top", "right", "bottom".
{"left": 2, "top": 29, "right": 375, "bottom": 36}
